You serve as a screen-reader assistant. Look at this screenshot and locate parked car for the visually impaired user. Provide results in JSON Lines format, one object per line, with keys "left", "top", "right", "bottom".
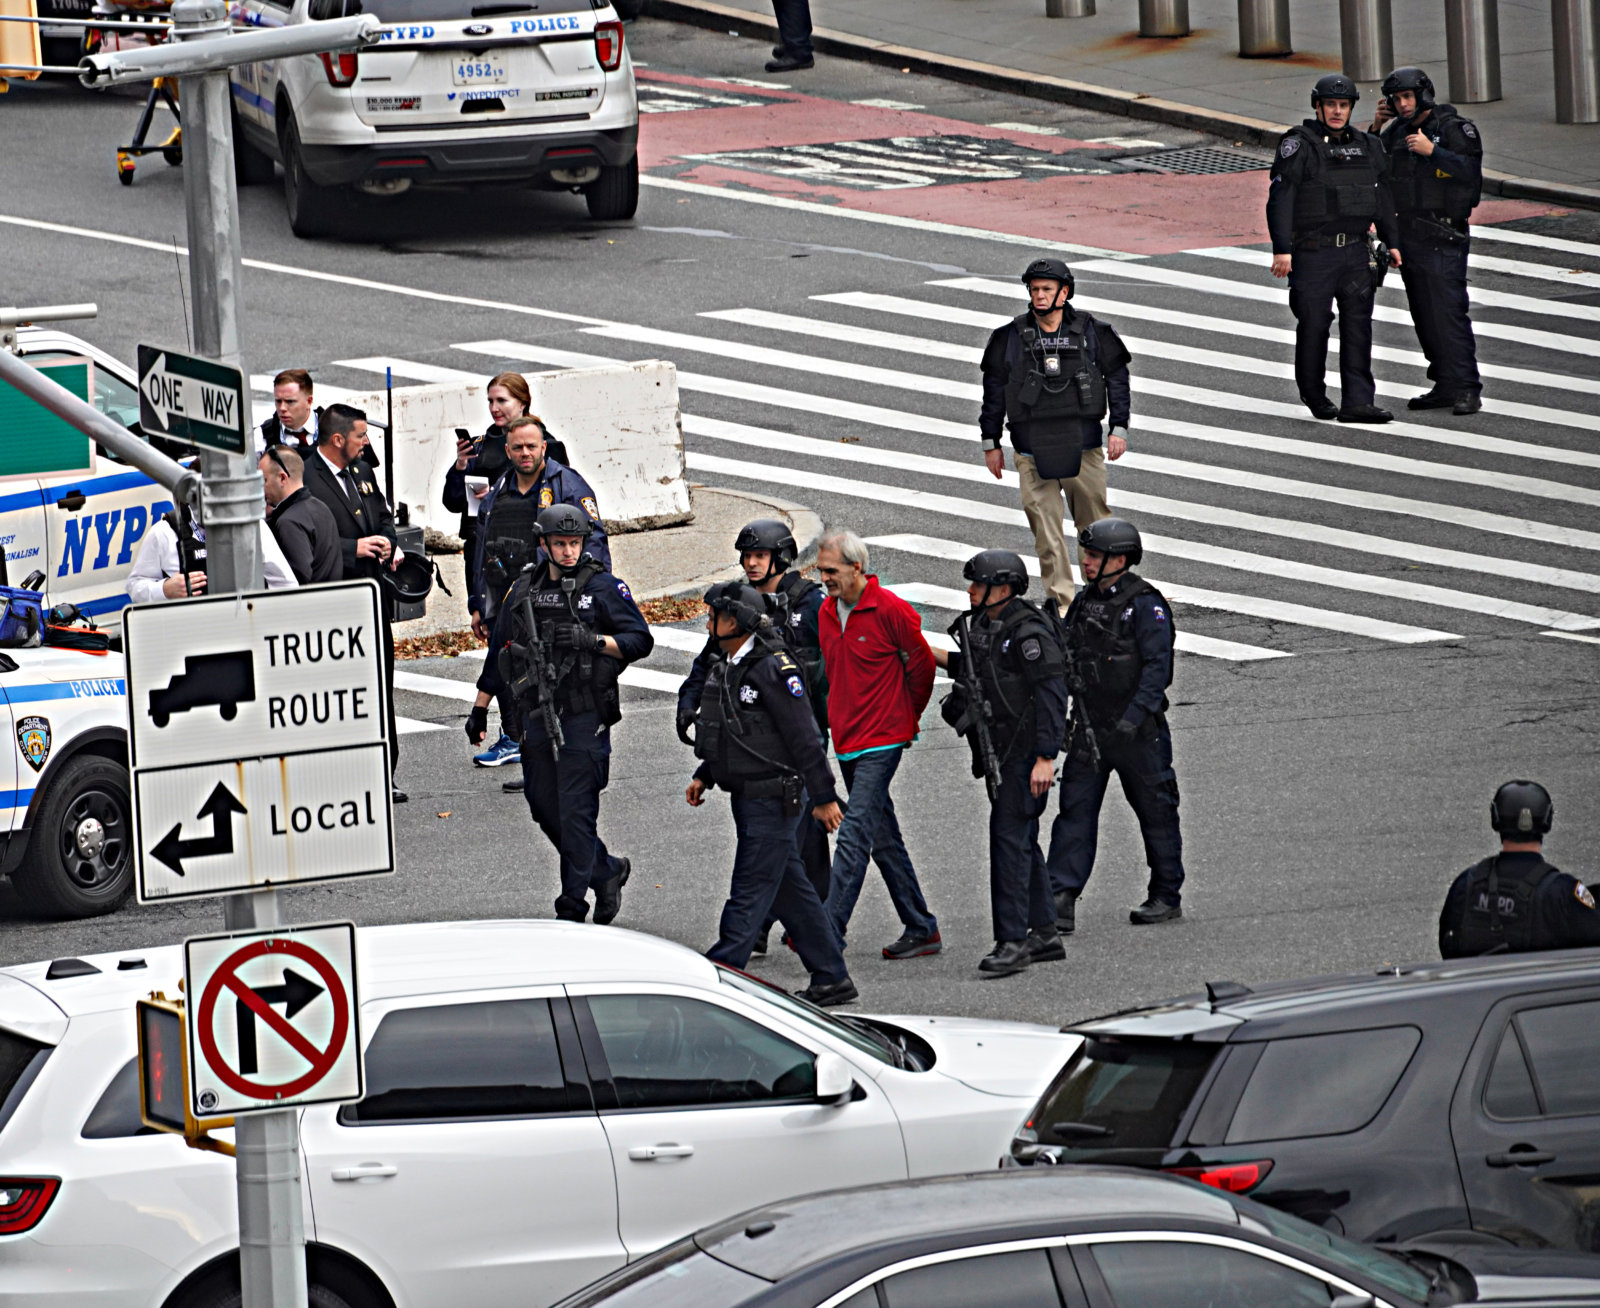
{"left": 0, "top": 920, "right": 1077, "bottom": 1308}
{"left": 1007, "top": 952, "right": 1600, "bottom": 1253}
{"left": 553, "top": 1166, "right": 1600, "bottom": 1308}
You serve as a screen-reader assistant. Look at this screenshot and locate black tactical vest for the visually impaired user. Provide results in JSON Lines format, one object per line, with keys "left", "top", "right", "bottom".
{"left": 693, "top": 635, "right": 801, "bottom": 789}
{"left": 966, "top": 601, "right": 1060, "bottom": 753}
{"left": 1383, "top": 107, "right": 1480, "bottom": 222}
{"left": 1068, "top": 575, "right": 1173, "bottom": 724}
{"left": 1453, "top": 856, "right": 1562, "bottom": 956}
{"left": 480, "top": 488, "right": 542, "bottom": 611}
{"left": 1288, "top": 124, "right": 1381, "bottom": 230}
{"left": 770, "top": 572, "right": 828, "bottom": 727}
{"left": 501, "top": 560, "right": 617, "bottom": 719}
{"left": 1003, "top": 312, "right": 1108, "bottom": 432}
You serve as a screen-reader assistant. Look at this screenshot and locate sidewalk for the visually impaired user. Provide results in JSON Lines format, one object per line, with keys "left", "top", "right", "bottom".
{"left": 647, "top": 0, "right": 1600, "bottom": 205}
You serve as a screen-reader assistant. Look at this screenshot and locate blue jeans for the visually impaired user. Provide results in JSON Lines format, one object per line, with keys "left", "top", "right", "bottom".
{"left": 522, "top": 710, "right": 625, "bottom": 919}
{"left": 825, "top": 748, "right": 938, "bottom": 943}
{"left": 707, "top": 795, "right": 848, "bottom": 987}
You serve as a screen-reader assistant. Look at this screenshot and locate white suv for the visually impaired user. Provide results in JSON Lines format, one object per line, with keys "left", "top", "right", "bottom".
{"left": 0, "top": 921, "right": 1078, "bottom": 1308}
{"left": 229, "top": 0, "right": 639, "bottom": 237}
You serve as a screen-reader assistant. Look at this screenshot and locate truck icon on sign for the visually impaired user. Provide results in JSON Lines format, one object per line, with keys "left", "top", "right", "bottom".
{"left": 148, "top": 652, "right": 256, "bottom": 728}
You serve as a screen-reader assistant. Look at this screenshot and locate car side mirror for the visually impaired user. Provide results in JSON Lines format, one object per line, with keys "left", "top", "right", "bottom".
{"left": 814, "top": 1052, "right": 854, "bottom": 1105}
{"left": 1330, "top": 1295, "right": 1375, "bottom": 1308}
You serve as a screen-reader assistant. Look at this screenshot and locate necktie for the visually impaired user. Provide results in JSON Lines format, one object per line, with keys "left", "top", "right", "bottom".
{"left": 340, "top": 467, "right": 364, "bottom": 516}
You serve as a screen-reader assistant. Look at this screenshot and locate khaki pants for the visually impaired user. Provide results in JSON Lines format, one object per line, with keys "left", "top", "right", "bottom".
{"left": 1016, "top": 446, "right": 1109, "bottom": 609}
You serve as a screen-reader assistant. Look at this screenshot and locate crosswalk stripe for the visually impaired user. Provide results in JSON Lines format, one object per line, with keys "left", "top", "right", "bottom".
{"left": 816, "top": 288, "right": 1600, "bottom": 399}
{"left": 1186, "top": 244, "right": 1600, "bottom": 324}
{"left": 396, "top": 717, "right": 448, "bottom": 734}
{"left": 1062, "top": 263, "right": 1600, "bottom": 360}
{"left": 706, "top": 304, "right": 1600, "bottom": 436}
{"left": 1543, "top": 631, "right": 1600, "bottom": 646}
{"left": 336, "top": 356, "right": 481, "bottom": 384}
{"left": 1473, "top": 225, "right": 1600, "bottom": 261}
{"left": 683, "top": 422, "right": 1600, "bottom": 630}
{"left": 871, "top": 535, "right": 1456, "bottom": 644}
{"left": 1466, "top": 252, "right": 1600, "bottom": 292}
{"left": 396, "top": 665, "right": 678, "bottom": 700}
{"left": 648, "top": 625, "right": 708, "bottom": 655}
{"left": 884, "top": 581, "right": 1289, "bottom": 660}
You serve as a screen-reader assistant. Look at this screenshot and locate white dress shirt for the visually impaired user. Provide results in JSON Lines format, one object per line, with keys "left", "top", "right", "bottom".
{"left": 126, "top": 518, "right": 298, "bottom": 603}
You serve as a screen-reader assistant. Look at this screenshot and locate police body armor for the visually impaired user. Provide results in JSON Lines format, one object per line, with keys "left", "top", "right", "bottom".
{"left": 1068, "top": 576, "right": 1173, "bottom": 727}
{"left": 693, "top": 632, "right": 804, "bottom": 806}
{"left": 769, "top": 572, "right": 828, "bottom": 729}
{"left": 965, "top": 601, "right": 1057, "bottom": 761}
{"left": 1003, "top": 312, "right": 1106, "bottom": 480}
{"left": 1383, "top": 107, "right": 1479, "bottom": 222}
{"left": 480, "top": 490, "right": 541, "bottom": 611}
{"left": 1453, "top": 855, "right": 1561, "bottom": 956}
{"left": 1288, "top": 125, "right": 1380, "bottom": 232}
{"left": 501, "top": 559, "right": 621, "bottom": 723}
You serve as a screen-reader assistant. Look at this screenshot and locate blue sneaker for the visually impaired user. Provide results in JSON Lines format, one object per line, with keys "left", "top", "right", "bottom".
{"left": 473, "top": 733, "right": 521, "bottom": 768}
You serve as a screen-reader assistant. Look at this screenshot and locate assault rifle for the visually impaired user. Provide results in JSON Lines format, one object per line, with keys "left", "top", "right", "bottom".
{"left": 948, "top": 612, "right": 1003, "bottom": 803}
{"left": 502, "top": 591, "right": 565, "bottom": 758}
{"left": 1045, "top": 600, "right": 1103, "bottom": 772}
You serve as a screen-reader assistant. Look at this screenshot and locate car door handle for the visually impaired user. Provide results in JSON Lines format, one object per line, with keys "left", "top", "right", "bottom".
{"left": 55, "top": 490, "right": 87, "bottom": 512}
{"left": 627, "top": 1143, "right": 695, "bottom": 1162}
{"left": 1486, "top": 1148, "right": 1555, "bottom": 1168}
{"left": 331, "top": 1163, "right": 398, "bottom": 1182}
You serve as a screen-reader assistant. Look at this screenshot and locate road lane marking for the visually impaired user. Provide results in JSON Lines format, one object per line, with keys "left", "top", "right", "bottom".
{"left": 1472, "top": 226, "right": 1600, "bottom": 260}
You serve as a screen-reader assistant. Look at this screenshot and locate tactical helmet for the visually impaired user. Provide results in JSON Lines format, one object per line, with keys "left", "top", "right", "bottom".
{"left": 536, "top": 503, "right": 590, "bottom": 540}
{"left": 963, "top": 549, "right": 1029, "bottom": 597}
{"left": 1078, "top": 517, "right": 1143, "bottom": 566}
{"left": 734, "top": 518, "right": 798, "bottom": 573}
{"left": 1311, "top": 73, "right": 1361, "bottom": 108}
{"left": 1382, "top": 66, "right": 1436, "bottom": 113}
{"left": 379, "top": 551, "right": 435, "bottom": 605}
{"left": 1021, "top": 256, "right": 1075, "bottom": 298}
{"left": 703, "top": 580, "right": 771, "bottom": 635}
{"left": 1490, "top": 780, "right": 1553, "bottom": 838}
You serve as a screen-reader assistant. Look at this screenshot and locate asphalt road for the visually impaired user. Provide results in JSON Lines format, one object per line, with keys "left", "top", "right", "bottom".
{"left": 1, "top": 20, "right": 1598, "bottom": 1028}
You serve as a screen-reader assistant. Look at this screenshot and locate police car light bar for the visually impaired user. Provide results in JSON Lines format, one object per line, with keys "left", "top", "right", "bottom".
{"left": 79, "top": 12, "right": 380, "bottom": 86}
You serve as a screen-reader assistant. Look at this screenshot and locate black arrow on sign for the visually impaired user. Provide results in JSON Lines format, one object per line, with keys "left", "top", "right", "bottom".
{"left": 235, "top": 968, "right": 327, "bottom": 1075}
{"left": 151, "top": 782, "right": 248, "bottom": 877}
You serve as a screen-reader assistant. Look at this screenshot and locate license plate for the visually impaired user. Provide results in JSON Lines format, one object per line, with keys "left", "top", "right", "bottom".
{"left": 451, "top": 59, "right": 507, "bottom": 86}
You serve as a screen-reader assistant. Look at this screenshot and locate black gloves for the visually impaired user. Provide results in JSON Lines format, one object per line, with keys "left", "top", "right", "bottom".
{"left": 555, "top": 622, "right": 601, "bottom": 653}
{"left": 1114, "top": 717, "right": 1139, "bottom": 739}
{"left": 676, "top": 706, "right": 696, "bottom": 746}
{"left": 466, "top": 705, "right": 489, "bottom": 744}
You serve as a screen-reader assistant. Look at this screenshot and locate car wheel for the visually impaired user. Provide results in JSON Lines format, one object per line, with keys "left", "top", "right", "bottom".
{"left": 585, "top": 153, "right": 639, "bottom": 221}
{"left": 280, "top": 113, "right": 340, "bottom": 239}
{"left": 234, "top": 106, "right": 276, "bottom": 186}
{"left": 10, "top": 755, "right": 133, "bottom": 919}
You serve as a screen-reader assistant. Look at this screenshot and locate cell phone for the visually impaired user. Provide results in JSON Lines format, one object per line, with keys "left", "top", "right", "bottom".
{"left": 455, "top": 427, "right": 476, "bottom": 450}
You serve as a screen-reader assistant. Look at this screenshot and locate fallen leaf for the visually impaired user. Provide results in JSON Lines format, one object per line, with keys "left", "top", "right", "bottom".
{"left": 437, "top": 811, "right": 452, "bottom": 819}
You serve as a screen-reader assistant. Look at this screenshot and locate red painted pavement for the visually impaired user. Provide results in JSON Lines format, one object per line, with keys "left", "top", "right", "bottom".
{"left": 638, "top": 71, "right": 1551, "bottom": 255}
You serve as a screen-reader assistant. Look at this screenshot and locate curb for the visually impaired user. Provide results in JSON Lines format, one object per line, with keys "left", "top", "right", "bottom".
{"left": 643, "top": 0, "right": 1600, "bottom": 212}
{"left": 635, "top": 486, "right": 824, "bottom": 602}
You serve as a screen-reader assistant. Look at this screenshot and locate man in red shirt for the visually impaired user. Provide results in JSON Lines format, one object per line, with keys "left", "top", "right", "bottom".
{"left": 816, "top": 531, "right": 942, "bottom": 959}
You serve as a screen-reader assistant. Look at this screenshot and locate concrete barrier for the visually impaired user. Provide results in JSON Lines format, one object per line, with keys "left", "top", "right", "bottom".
{"left": 339, "top": 359, "right": 690, "bottom": 535}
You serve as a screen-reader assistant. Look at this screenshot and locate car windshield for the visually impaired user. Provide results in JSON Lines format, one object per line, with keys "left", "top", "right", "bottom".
{"left": 1025, "top": 1036, "right": 1218, "bottom": 1151}
{"left": 717, "top": 967, "right": 894, "bottom": 1065}
{"left": 24, "top": 350, "right": 141, "bottom": 430}
{"left": 1234, "top": 1194, "right": 1432, "bottom": 1304}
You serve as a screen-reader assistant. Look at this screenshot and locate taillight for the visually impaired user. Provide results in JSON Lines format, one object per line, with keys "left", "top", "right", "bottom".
{"left": 318, "top": 51, "right": 360, "bottom": 86}
{"left": 1163, "top": 1160, "right": 1273, "bottom": 1193}
{"left": 594, "top": 20, "right": 623, "bottom": 71}
{"left": 0, "top": 1178, "right": 60, "bottom": 1234}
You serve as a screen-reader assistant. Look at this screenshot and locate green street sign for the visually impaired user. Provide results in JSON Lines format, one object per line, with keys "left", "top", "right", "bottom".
{"left": 138, "top": 345, "right": 248, "bottom": 454}
{"left": 0, "top": 360, "right": 97, "bottom": 481}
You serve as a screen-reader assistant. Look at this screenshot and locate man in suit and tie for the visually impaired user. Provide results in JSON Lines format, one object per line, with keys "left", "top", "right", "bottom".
{"left": 302, "top": 403, "right": 407, "bottom": 803}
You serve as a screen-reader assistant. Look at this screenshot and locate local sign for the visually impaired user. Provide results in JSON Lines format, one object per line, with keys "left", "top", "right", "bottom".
{"left": 124, "top": 581, "right": 394, "bottom": 902}
{"left": 137, "top": 344, "right": 248, "bottom": 454}
{"left": 184, "top": 922, "right": 363, "bottom": 1116}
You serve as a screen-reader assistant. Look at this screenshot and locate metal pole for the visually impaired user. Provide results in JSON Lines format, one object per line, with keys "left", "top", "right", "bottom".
{"left": 1046, "top": 0, "right": 1095, "bottom": 16}
{"left": 1339, "top": 0, "right": 1393, "bottom": 81}
{"left": 1553, "top": 0, "right": 1600, "bottom": 123}
{"left": 1447, "top": 0, "right": 1501, "bottom": 102}
{"left": 1139, "top": 0, "right": 1190, "bottom": 37}
{"left": 1238, "top": 0, "right": 1291, "bottom": 55}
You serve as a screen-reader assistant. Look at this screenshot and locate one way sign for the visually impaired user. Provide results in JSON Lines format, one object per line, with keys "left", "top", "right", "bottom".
{"left": 137, "top": 344, "right": 248, "bottom": 454}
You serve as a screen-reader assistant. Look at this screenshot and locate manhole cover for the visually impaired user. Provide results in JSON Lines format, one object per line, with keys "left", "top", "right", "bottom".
{"left": 1129, "top": 147, "right": 1274, "bottom": 175}
{"left": 679, "top": 134, "right": 1111, "bottom": 190}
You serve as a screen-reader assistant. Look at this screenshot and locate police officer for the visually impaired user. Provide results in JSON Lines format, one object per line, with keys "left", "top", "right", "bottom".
{"left": 1046, "top": 517, "right": 1186, "bottom": 929}
{"left": 686, "top": 582, "right": 856, "bottom": 1007}
{"left": 677, "top": 519, "right": 831, "bottom": 951}
{"left": 1440, "top": 781, "right": 1600, "bottom": 958}
{"left": 979, "top": 256, "right": 1131, "bottom": 611}
{"left": 1373, "top": 67, "right": 1484, "bottom": 417}
{"left": 1269, "top": 74, "right": 1403, "bottom": 425}
{"left": 930, "top": 551, "right": 1068, "bottom": 978}
{"left": 482, "top": 504, "right": 653, "bottom": 924}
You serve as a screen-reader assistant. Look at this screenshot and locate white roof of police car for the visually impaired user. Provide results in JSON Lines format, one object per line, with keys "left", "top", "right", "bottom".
{"left": 2, "top": 920, "right": 720, "bottom": 1021}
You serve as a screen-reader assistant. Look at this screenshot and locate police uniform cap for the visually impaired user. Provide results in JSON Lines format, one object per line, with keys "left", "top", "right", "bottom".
{"left": 1381, "top": 66, "right": 1435, "bottom": 110}
{"left": 537, "top": 503, "right": 589, "bottom": 539}
{"left": 1491, "top": 780, "right": 1553, "bottom": 837}
{"left": 734, "top": 519, "right": 798, "bottom": 571}
{"left": 1312, "top": 73, "right": 1361, "bottom": 107}
{"left": 963, "top": 549, "right": 1029, "bottom": 596}
{"left": 1021, "top": 257, "right": 1074, "bottom": 296}
{"left": 1078, "top": 517, "right": 1143, "bottom": 566}
{"left": 703, "top": 580, "right": 771, "bottom": 635}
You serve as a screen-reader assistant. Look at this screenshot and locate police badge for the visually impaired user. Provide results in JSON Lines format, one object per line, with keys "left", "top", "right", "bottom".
{"left": 1280, "top": 137, "right": 1300, "bottom": 158}
{"left": 539, "top": 487, "right": 555, "bottom": 508}
{"left": 17, "top": 716, "right": 50, "bottom": 772}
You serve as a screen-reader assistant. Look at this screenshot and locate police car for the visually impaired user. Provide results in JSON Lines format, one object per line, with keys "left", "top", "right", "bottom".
{"left": 5, "top": 321, "right": 194, "bottom": 636}
{"left": 0, "top": 645, "right": 131, "bottom": 918}
{"left": 228, "top": 0, "right": 640, "bottom": 237}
